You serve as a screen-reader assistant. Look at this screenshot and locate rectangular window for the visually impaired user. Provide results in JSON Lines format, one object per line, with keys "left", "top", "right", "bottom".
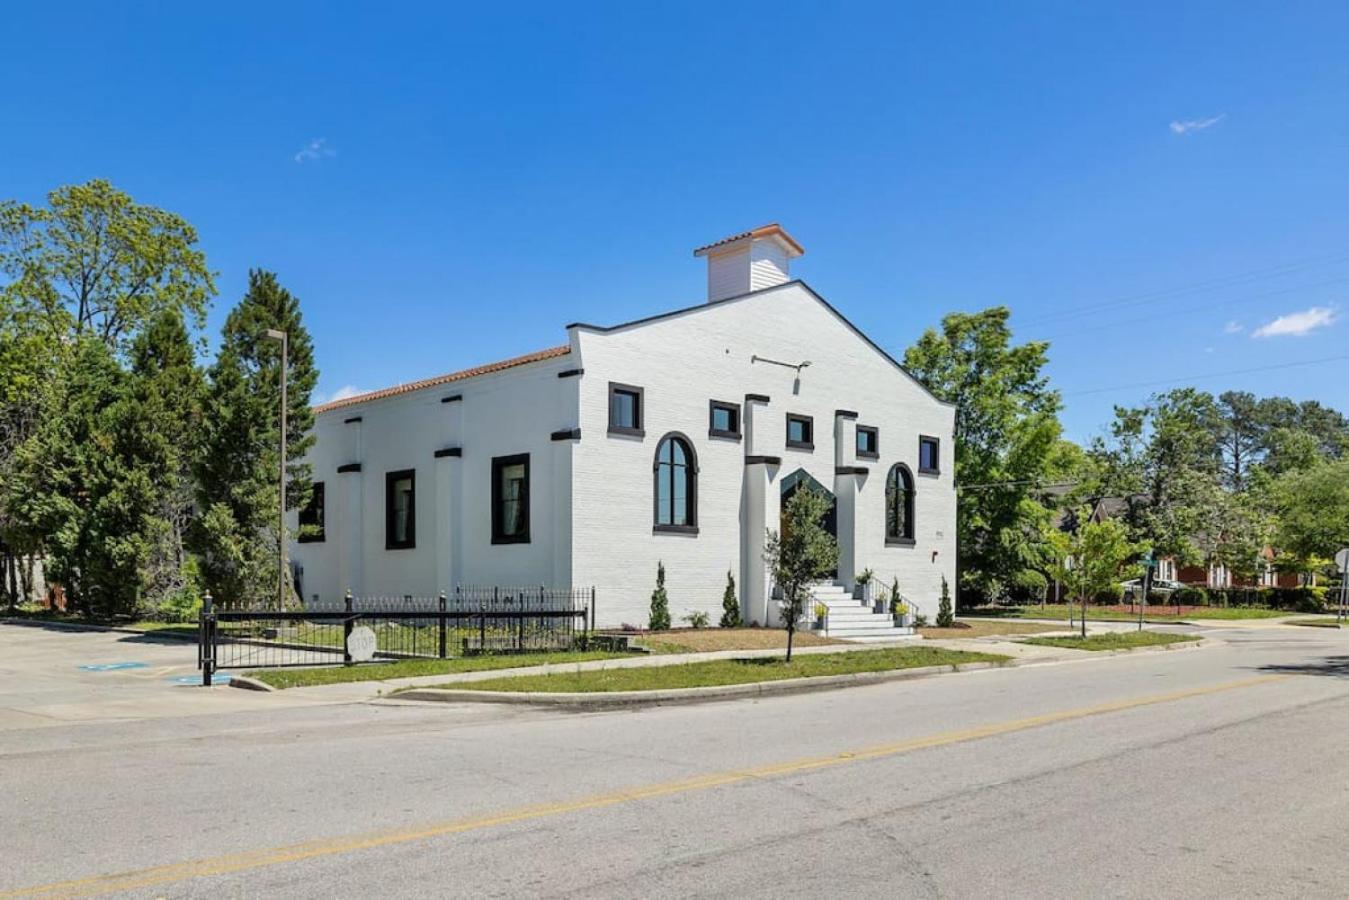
{"left": 786, "top": 414, "right": 814, "bottom": 450}
{"left": 919, "top": 436, "right": 941, "bottom": 474}
{"left": 385, "top": 470, "right": 415, "bottom": 550}
{"left": 856, "top": 426, "right": 879, "bottom": 459}
{"left": 608, "top": 382, "right": 644, "bottom": 436}
{"left": 298, "top": 481, "right": 325, "bottom": 543}
{"left": 492, "top": 453, "right": 530, "bottom": 544}
{"left": 708, "top": 400, "right": 741, "bottom": 439}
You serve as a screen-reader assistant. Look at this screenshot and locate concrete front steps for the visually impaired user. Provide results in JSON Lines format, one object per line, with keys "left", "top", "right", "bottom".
{"left": 806, "top": 583, "right": 918, "bottom": 642}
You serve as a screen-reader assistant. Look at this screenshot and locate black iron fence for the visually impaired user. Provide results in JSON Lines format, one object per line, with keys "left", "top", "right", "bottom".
{"left": 199, "top": 586, "right": 594, "bottom": 684}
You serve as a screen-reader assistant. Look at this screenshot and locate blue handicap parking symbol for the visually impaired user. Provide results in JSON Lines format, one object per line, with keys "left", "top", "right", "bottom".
{"left": 169, "top": 674, "right": 232, "bottom": 686}
{"left": 78, "top": 662, "right": 149, "bottom": 672}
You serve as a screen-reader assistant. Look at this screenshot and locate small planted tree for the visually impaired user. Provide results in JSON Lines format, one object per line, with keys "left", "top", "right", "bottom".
{"left": 648, "top": 561, "right": 671, "bottom": 631}
{"left": 719, "top": 569, "right": 741, "bottom": 628}
{"left": 764, "top": 486, "right": 838, "bottom": 661}
{"left": 1044, "top": 511, "right": 1144, "bottom": 637}
{"left": 936, "top": 575, "right": 955, "bottom": 627}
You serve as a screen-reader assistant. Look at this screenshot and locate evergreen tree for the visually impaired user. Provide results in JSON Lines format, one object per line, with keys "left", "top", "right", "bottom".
{"left": 195, "top": 271, "right": 317, "bottom": 606}
{"left": 648, "top": 561, "right": 671, "bottom": 631}
{"left": 936, "top": 576, "right": 954, "bottom": 627}
{"left": 125, "top": 310, "right": 206, "bottom": 616}
{"left": 719, "top": 569, "right": 741, "bottom": 628}
{"left": 10, "top": 338, "right": 159, "bottom": 617}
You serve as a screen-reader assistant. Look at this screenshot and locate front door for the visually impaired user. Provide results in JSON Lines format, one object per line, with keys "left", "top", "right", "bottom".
{"left": 780, "top": 469, "right": 837, "bottom": 579}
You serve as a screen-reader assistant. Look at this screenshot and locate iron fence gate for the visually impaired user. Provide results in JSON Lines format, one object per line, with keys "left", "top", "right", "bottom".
{"left": 198, "top": 586, "right": 595, "bottom": 684}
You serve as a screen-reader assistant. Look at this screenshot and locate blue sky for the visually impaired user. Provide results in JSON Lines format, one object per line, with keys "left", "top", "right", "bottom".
{"left": 4, "top": 2, "right": 1347, "bottom": 442}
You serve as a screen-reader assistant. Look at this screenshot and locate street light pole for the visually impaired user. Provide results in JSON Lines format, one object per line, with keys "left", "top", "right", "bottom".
{"left": 265, "top": 329, "right": 288, "bottom": 609}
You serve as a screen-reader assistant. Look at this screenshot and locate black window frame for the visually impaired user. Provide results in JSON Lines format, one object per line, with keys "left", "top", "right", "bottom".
{"left": 298, "top": 481, "right": 326, "bottom": 543}
{"left": 856, "top": 425, "right": 879, "bottom": 460}
{"left": 785, "top": 413, "right": 814, "bottom": 451}
{"left": 384, "top": 469, "right": 416, "bottom": 550}
{"left": 491, "top": 453, "right": 531, "bottom": 545}
{"left": 652, "top": 432, "right": 699, "bottom": 535}
{"left": 708, "top": 400, "right": 742, "bottom": 440}
{"left": 607, "top": 382, "right": 645, "bottom": 437}
{"left": 886, "top": 463, "right": 916, "bottom": 546}
{"left": 919, "top": 435, "right": 941, "bottom": 475}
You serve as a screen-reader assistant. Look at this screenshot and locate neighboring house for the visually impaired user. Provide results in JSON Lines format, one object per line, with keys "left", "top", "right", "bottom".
{"left": 289, "top": 225, "right": 957, "bottom": 629}
{"left": 1055, "top": 496, "right": 1307, "bottom": 591}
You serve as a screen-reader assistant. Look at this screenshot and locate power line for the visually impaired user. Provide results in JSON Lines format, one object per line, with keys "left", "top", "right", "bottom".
{"left": 1032, "top": 275, "right": 1349, "bottom": 342}
{"left": 1015, "top": 251, "right": 1349, "bottom": 328}
{"left": 1063, "top": 353, "right": 1349, "bottom": 398}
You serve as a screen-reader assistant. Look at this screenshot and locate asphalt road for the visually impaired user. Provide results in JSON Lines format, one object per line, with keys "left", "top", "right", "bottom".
{"left": 2, "top": 622, "right": 1348, "bottom": 898}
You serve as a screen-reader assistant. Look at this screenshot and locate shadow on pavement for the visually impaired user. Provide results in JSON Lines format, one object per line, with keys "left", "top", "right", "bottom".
{"left": 1257, "top": 656, "right": 1349, "bottom": 678}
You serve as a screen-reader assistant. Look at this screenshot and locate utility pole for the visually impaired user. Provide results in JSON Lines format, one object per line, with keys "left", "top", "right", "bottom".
{"left": 265, "top": 328, "right": 288, "bottom": 610}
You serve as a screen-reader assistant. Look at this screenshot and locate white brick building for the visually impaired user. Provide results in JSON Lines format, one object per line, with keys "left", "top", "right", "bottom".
{"left": 291, "top": 225, "right": 956, "bottom": 629}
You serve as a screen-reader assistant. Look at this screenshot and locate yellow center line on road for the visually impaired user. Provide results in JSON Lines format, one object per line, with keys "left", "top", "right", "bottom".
{"left": 3, "top": 673, "right": 1287, "bottom": 899}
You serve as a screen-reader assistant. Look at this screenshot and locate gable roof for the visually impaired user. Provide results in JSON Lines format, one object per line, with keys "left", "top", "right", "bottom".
{"left": 692, "top": 223, "right": 805, "bottom": 257}
{"left": 313, "top": 345, "right": 571, "bottom": 414}
{"left": 566, "top": 280, "right": 953, "bottom": 408}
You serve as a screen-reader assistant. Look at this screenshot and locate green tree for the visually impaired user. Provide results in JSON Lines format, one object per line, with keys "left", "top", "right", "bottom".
{"left": 648, "top": 561, "right": 671, "bottom": 631}
{"left": 719, "top": 569, "right": 741, "bottom": 628}
{"left": 9, "top": 338, "right": 163, "bottom": 617}
{"left": 903, "top": 307, "right": 1063, "bottom": 604}
{"left": 195, "top": 271, "right": 317, "bottom": 606}
{"left": 1044, "top": 513, "right": 1144, "bottom": 637}
{"left": 764, "top": 486, "right": 838, "bottom": 661}
{"left": 1270, "top": 460, "right": 1349, "bottom": 570}
{"left": 0, "top": 179, "right": 214, "bottom": 353}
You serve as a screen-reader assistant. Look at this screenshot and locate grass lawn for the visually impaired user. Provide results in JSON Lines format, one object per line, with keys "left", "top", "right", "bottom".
{"left": 633, "top": 628, "right": 841, "bottom": 654}
{"left": 1288, "top": 618, "right": 1345, "bottom": 628}
{"left": 918, "top": 620, "right": 1063, "bottom": 640}
{"left": 1020, "top": 631, "right": 1200, "bottom": 652}
{"left": 244, "top": 650, "right": 637, "bottom": 689}
{"left": 967, "top": 604, "right": 1293, "bottom": 622}
{"left": 434, "top": 646, "right": 1009, "bottom": 694}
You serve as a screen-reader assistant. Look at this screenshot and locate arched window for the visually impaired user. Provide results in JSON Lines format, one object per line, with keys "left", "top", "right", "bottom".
{"left": 886, "top": 464, "right": 915, "bottom": 544}
{"left": 653, "top": 433, "right": 698, "bottom": 533}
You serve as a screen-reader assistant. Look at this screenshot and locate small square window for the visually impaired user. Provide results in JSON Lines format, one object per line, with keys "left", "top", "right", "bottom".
{"left": 919, "top": 436, "right": 941, "bottom": 474}
{"left": 786, "top": 414, "right": 814, "bottom": 450}
{"left": 608, "top": 382, "right": 644, "bottom": 437}
{"left": 856, "top": 426, "right": 879, "bottom": 459}
{"left": 385, "top": 470, "right": 416, "bottom": 550}
{"left": 298, "top": 481, "right": 325, "bottom": 543}
{"left": 708, "top": 400, "right": 741, "bottom": 439}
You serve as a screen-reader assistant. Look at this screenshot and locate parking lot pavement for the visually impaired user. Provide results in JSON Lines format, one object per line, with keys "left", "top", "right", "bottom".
{"left": 0, "top": 622, "right": 332, "bottom": 729}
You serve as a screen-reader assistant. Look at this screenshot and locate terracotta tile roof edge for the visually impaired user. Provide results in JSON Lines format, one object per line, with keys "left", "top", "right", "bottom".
{"left": 693, "top": 223, "right": 804, "bottom": 257}
{"left": 313, "top": 345, "right": 571, "bottom": 414}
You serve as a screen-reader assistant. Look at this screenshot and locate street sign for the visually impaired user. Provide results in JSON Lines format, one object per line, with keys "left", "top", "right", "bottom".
{"left": 1335, "top": 548, "right": 1349, "bottom": 573}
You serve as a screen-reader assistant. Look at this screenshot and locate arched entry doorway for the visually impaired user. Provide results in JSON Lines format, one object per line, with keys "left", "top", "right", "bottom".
{"left": 780, "top": 468, "right": 837, "bottom": 579}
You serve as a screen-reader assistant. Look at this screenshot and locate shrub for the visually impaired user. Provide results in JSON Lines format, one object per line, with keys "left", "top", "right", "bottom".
{"left": 1094, "top": 584, "right": 1126, "bottom": 604}
{"left": 719, "top": 570, "right": 741, "bottom": 628}
{"left": 936, "top": 575, "right": 955, "bottom": 627}
{"left": 913, "top": 613, "right": 929, "bottom": 627}
{"left": 683, "top": 610, "right": 710, "bottom": 629}
{"left": 1173, "top": 586, "right": 1209, "bottom": 607}
{"left": 648, "top": 562, "right": 671, "bottom": 631}
{"left": 1009, "top": 570, "right": 1048, "bottom": 604}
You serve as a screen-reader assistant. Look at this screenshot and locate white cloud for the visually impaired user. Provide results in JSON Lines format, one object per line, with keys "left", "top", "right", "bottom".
{"left": 294, "top": 137, "right": 336, "bottom": 163}
{"left": 1169, "top": 114, "right": 1226, "bottom": 135}
{"left": 1223, "top": 320, "right": 1243, "bottom": 334}
{"left": 1251, "top": 306, "right": 1338, "bottom": 338}
{"left": 315, "top": 384, "right": 365, "bottom": 405}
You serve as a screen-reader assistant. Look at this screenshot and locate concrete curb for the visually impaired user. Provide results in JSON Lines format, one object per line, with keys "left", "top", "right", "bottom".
{"left": 392, "top": 636, "right": 1215, "bottom": 708}
{"left": 395, "top": 660, "right": 1009, "bottom": 708}
{"left": 226, "top": 675, "right": 277, "bottom": 692}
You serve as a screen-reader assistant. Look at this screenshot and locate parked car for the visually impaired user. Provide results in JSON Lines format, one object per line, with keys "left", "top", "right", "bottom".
{"left": 1121, "top": 578, "right": 1184, "bottom": 599}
